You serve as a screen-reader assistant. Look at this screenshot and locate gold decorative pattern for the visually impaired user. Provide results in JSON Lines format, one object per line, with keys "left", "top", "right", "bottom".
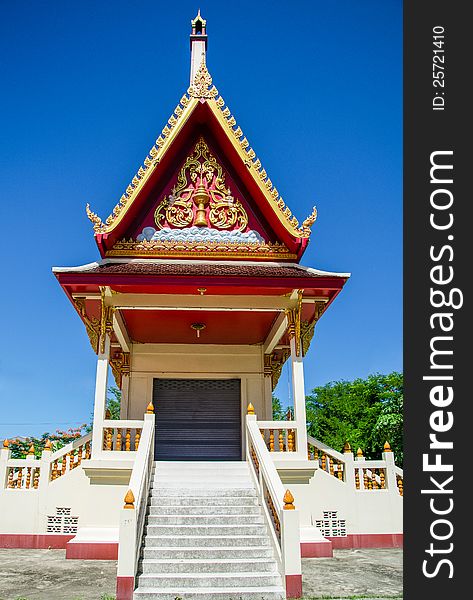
{"left": 153, "top": 138, "right": 248, "bottom": 232}
{"left": 110, "top": 351, "right": 130, "bottom": 388}
{"left": 99, "top": 288, "right": 115, "bottom": 354}
{"left": 188, "top": 55, "right": 218, "bottom": 100}
{"left": 270, "top": 349, "right": 290, "bottom": 391}
{"left": 73, "top": 298, "right": 100, "bottom": 353}
{"left": 107, "top": 238, "right": 295, "bottom": 259}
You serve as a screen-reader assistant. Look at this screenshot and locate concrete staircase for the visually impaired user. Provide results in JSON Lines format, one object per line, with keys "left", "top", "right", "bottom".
{"left": 133, "top": 461, "right": 286, "bottom": 600}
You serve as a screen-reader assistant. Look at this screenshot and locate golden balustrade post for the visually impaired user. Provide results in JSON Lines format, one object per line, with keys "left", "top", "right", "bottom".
{"left": 278, "top": 430, "right": 284, "bottom": 452}
{"left": 321, "top": 453, "right": 327, "bottom": 471}
{"left": 116, "top": 429, "right": 122, "bottom": 451}
{"left": 135, "top": 429, "right": 141, "bottom": 450}
{"left": 106, "top": 428, "right": 113, "bottom": 451}
{"left": 61, "top": 456, "right": 67, "bottom": 476}
{"left": 85, "top": 441, "right": 91, "bottom": 459}
{"left": 355, "top": 469, "right": 360, "bottom": 489}
{"left": 380, "top": 469, "right": 386, "bottom": 489}
{"left": 26, "top": 467, "right": 32, "bottom": 489}
{"left": 33, "top": 469, "right": 40, "bottom": 489}
{"left": 329, "top": 457, "right": 334, "bottom": 477}
{"left": 269, "top": 429, "right": 274, "bottom": 452}
{"left": 397, "top": 476, "right": 403, "bottom": 496}
{"left": 337, "top": 462, "right": 343, "bottom": 480}
{"left": 125, "top": 429, "right": 131, "bottom": 451}
{"left": 287, "top": 430, "right": 294, "bottom": 452}
{"left": 7, "top": 469, "right": 14, "bottom": 488}
{"left": 52, "top": 460, "right": 58, "bottom": 480}
{"left": 307, "top": 443, "right": 311, "bottom": 460}
{"left": 17, "top": 467, "right": 23, "bottom": 488}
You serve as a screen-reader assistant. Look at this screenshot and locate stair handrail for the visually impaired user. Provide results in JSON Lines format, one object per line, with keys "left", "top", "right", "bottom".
{"left": 48, "top": 431, "right": 92, "bottom": 461}
{"left": 307, "top": 434, "right": 345, "bottom": 462}
{"left": 117, "top": 410, "right": 155, "bottom": 596}
{"left": 246, "top": 412, "right": 302, "bottom": 592}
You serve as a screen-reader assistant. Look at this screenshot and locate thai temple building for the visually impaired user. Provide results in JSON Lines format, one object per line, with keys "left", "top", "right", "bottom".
{"left": 0, "top": 12, "right": 403, "bottom": 600}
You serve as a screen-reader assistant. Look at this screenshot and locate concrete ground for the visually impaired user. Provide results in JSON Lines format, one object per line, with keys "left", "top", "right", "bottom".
{"left": 0, "top": 548, "right": 403, "bottom": 600}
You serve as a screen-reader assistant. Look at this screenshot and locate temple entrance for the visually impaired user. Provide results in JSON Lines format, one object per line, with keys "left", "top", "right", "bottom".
{"left": 152, "top": 378, "right": 242, "bottom": 461}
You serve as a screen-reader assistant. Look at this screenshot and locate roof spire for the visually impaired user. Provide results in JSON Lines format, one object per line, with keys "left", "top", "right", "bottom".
{"left": 190, "top": 9, "right": 208, "bottom": 85}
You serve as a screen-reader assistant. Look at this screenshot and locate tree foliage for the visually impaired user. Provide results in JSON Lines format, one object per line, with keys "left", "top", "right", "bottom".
{"left": 8, "top": 387, "right": 123, "bottom": 459}
{"left": 306, "top": 372, "right": 403, "bottom": 465}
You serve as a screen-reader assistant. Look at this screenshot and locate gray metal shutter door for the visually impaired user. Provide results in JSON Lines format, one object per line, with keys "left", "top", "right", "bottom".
{"left": 153, "top": 379, "right": 242, "bottom": 461}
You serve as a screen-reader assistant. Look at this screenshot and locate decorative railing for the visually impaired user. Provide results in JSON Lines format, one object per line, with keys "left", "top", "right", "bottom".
{"left": 307, "top": 435, "right": 404, "bottom": 496}
{"left": 1, "top": 433, "right": 93, "bottom": 490}
{"left": 101, "top": 421, "right": 143, "bottom": 452}
{"left": 257, "top": 421, "right": 299, "bottom": 454}
{"left": 246, "top": 403, "right": 302, "bottom": 587}
{"left": 49, "top": 434, "right": 92, "bottom": 481}
{"left": 307, "top": 436, "right": 346, "bottom": 481}
{"left": 117, "top": 404, "right": 155, "bottom": 598}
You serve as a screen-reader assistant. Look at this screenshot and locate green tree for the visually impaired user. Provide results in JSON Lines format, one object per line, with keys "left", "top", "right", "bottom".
{"left": 306, "top": 372, "right": 403, "bottom": 465}
{"left": 106, "top": 386, "right": 122, "bottom": 419}
{"left": 272, "top": 395, "right": 285, "bottom": 420}
{"left": 7, "top": 387, "right": 122, "bottom": 459}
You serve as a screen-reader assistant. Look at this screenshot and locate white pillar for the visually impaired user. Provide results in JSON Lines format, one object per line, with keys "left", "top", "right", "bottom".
{"left": 91, "top": 334, "right": 111, "bottom": 458}
{"left": 120, "top": 376, "right": 130, "bottom": 420}
{"left": 289, "top": 336, "right": 308, "bottom": 457}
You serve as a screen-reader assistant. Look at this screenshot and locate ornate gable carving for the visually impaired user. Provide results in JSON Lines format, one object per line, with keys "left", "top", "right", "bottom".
{"left": 107, "top": 138, "right": 296, "bottom": 259}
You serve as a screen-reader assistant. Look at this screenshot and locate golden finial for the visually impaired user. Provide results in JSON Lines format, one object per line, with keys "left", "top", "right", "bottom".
{"left": 28, "top": 443, "right": 35, "bottom": 455}
{"left": 188, "top": 53, "right": 218, "bottom": 99}
{"left": 283, "top": 489, "right": 295, "bottom": 510}
{"left": 44, "top": 439, "right": 52, "bottom": 450}
{"left": 247, "top": 403, "right": 255, "bottom": 415}
{"left": 383, "top": 441, "right": 392, "bottom": 452}
{"left": 342, "top": 441, "right": 352, "bottom": 453}
{"left": 298, "top": 205, "right": 318, "bottom": 237}
{"left": 3, "top": 439, "right": 9, "bottom": 448}
{"left": 146, "top": 402, "right": 154, "bottom": 414}
{"left": 356, "top": 448, "right": 364, "bottom": 458}
{"left": 124, "top": 489, "right": 135, "bottom": 509}
{"left": 85, "top": 203, "right": 105, "bottom": 233}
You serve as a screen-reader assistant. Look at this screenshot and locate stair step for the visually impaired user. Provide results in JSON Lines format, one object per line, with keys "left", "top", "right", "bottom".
{"left": 151, "top": 483, "right": 255, "bottom": 490}
{"left": 145, "top": 524, "right": 267, "bottom": 536}
{"left": 146, "top": 514, "right": 264, "bottom": 525}
{"left": 143, "top": 535, "right": 270, "bottom": 548}
{"left": 149, "top": 487, "right": 257, "bottom": 497}
{"left": 148, "top": 504, "right": 261, "bottom": 515}
{"left": 142, "top": 546, "right": 275, "bottom": 560}
{"left": 149, "top": 496, "right": 259, "bottom": 506}
{"left": 136, "top": 572, "right": 282, "bottom": 589}
{"left": 133, "top": 586, "right": 285, "bottom": 600}
{"left": 139, "top": 558, "right": 278, "bottom": 574}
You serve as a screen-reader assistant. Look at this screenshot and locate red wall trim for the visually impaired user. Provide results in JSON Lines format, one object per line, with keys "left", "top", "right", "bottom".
{"left": 0, "top": 534, "right": 74, "bottom": 549}
{"left": 328, "top": 533, "right": 404, "bottom": 549}
{"left": 301, "top": 540, "right": 333, "bottom": 558}
{"left": 286, "top": 574, "right": 303, "bottom": 598}
{"left": 66, "top": 541, "right": 118, "bottom": 560}
{"left": 116, "top": 577, "right": 135, "bottom": 600}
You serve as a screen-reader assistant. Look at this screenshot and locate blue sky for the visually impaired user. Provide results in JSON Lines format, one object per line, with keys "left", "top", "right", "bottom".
{"left": 0, "top": 1, "right": 402, "bottom": 438}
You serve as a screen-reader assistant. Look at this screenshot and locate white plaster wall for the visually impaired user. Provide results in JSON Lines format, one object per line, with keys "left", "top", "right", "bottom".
{"left": 0, "top": 468, "right": 126, "bottom": 535}
{"left": 289, "top": 469, "right": 403, "bottom": 535}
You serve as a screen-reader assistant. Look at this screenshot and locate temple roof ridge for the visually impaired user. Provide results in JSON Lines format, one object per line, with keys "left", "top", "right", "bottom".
{"left": 86, "top": 58, "right": 318, "bottom": 244}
